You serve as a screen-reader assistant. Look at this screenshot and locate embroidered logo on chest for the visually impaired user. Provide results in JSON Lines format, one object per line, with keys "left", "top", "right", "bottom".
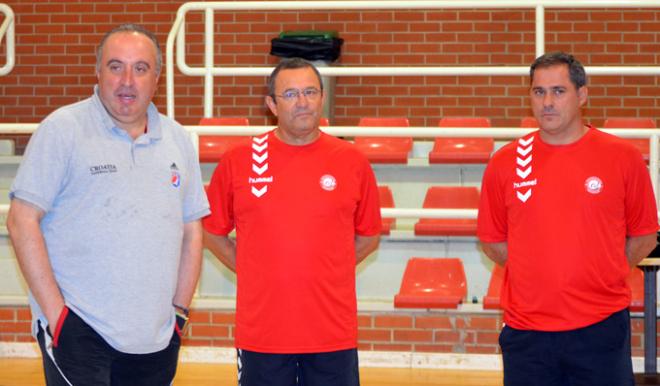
{"left": 170, "top": 163, "right": 181, "bottom": 188}
{"left": 584, "top": 176, "right": 603, "bottom": 194}
{"left": 319, "top": 174, "right": 337, "bottom": 191}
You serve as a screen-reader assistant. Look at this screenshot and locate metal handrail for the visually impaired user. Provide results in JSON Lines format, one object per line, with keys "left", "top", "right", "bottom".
{"left": 1, "top": 123, "right": 658, "bottom": 211}
{"left": 0, "top": 3, "right": 15, "bottom": 76}
{"left": 165, "top": 1, "right": 660, "bottom": 119}
{"left": 2, "top": 123, "right": 657, "bottom": 138}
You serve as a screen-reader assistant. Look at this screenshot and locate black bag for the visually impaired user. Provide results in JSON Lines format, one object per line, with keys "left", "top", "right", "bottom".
{"left": 270, "top": 36, "right": 344, "bottom": 62}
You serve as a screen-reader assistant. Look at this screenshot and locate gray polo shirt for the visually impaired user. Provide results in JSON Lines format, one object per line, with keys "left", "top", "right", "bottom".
{"left": 10, "top": 86, "right": 209, "bottom": 354}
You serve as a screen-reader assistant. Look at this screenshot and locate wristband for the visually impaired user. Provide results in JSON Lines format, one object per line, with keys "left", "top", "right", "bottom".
{"left": 172, "top": 303, "right": 190, "bottom": 317}
{"left": 174, "top": 312, "right": 190, "bottom": 336}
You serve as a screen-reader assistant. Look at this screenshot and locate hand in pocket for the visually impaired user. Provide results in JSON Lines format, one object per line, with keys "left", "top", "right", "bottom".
{"left": 50, "top": 306, "right": 70, "bottom": 348}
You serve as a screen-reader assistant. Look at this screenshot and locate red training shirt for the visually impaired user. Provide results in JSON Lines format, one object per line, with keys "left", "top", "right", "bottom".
{"left": 203, "top": 130, "right": 381, "bottom": 353}
{"left": 478, "top": 126, "right": 658, "bottom": 331}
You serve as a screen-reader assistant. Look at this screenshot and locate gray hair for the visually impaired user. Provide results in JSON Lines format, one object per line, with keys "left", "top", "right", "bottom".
{"left": 96, "top": 24, "right": 162, "bottom": 74}
{"left": 267, "top": 57, "right": 324, "bottom": 102}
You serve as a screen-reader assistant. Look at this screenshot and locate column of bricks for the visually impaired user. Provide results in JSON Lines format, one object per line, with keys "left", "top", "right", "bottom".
{"left": 629, "top": 316, "right": 660, "bottom": 358}
{"left": 183, "top": 309, "right": 235, "bottom": 348}
{"left": 0, "top": 306, "right": 32, "bottom": 342}
{"left": 357, "top": 312, "right": 504, "bottom": 353}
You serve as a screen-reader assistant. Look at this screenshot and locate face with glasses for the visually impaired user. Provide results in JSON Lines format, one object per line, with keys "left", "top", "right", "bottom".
{"left": 266, "top": 67, "right": 325, "bottom": 145}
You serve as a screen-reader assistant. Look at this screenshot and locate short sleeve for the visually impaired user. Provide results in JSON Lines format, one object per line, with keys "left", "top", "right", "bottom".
{"left": 10, "top": 119, "right": 72, "bottom": 212}
{"left": 354, "top": 156, "right": 382, "bottom": 237}
{"left": 624, "top": 149, "right": 659, "bottom": 236}
{"left": 202, "top": 157, "right": 235, "bottom": 235}
{"left": 477, "top": 159, "right": 508, "bottom": 243}
{"left": 180, "top": 132, "right": 210, "bottom": 223}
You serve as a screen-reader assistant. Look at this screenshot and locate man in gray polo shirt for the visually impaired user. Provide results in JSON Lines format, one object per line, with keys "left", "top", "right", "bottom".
{"left": 7, "top": 24, "right": 209, "bottom": 385}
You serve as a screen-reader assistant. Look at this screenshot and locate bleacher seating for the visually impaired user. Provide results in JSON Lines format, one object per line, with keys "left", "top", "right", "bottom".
{"left": 482, "top": 264, "right": 505, "bottom": 310}
{"left": 428, "top": 117, "right": 494, "bottom": 164}
{"left": 520, "top": 116, "right": 539, "bottom": 128}
{"left": 353, "top": 117, "right": 412, "bottom": 164}
{"left": 198, "top": 117, "right": 250, "bottom": 163}
{"left": 394, "top": 257, "right": 467, "bottom": 309}
{"left": 378, "top": 185, "right": 396, "bottom": 235}
{"left": 414, "top": 186, "right": 479, "bottom": 236}
{"left": 603, "top": 118, "right": 656, "bottom": 161}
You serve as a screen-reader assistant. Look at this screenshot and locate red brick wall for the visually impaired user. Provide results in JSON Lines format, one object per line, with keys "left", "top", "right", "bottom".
{"left": 0, "top": 2, "right": 658, "bottom": 152}
{"left": 0, "top": 307, "right": 32, "bottom": 343}
{"left": 2, "top": 306, "right": 658, "bottom": 358}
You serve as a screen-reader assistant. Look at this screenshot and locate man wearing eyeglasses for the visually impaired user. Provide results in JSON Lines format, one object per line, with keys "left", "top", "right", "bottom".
{"left": 203, "top": 57, "right": 381, "bottom": 386}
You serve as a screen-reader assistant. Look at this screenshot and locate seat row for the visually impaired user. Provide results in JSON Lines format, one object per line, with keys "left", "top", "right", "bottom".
{"left": 197, "top": 117, "right": 657, "bottom": 164}
{"left": 200, "top": 183, "right": 476, "bottom": 236}
{"left": 379, "top": 185, "right": 479, "bottom": 236}
{"left": 394, "top": 257, "right": 646, "bottom": 311}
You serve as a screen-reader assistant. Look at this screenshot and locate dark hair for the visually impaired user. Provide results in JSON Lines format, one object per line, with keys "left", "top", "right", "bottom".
{"left": 267, "top": 58, "right": 324, "bottom": 101}
{"left": 530, "top": 52, "right": 587, "bottom": 90}
{"left": 96, "top": 24, "right": 162, "bottom": 74}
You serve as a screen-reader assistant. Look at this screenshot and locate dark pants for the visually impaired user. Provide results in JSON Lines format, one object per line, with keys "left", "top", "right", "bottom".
{"left": 500, "top": 308, "right": 634, "bottom": 386}
{"left": 237, "top": 348, "right": 360, "bottom": 386}
{"left": 36, "top": 308, "right": 181, "bottom": 386}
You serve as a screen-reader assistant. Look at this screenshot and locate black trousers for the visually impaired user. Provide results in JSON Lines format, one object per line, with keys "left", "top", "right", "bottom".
{"left": 237, "top": 348, "right": 360, "bottom": 386}
{"left": 36, "top": 308, "right": 181, "bottom": 386}
{"left": 500, "top": 308, "right": 634, "bottom": 386}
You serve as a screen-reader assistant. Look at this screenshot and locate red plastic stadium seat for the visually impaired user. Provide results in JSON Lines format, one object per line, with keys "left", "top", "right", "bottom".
{"left": 414, "top": 186, "right": 479, "bottom": 236}
{"left": 603, "top": 118, "right": 656, "bottom": 161}
{"left": 378, "top": 185, "right": 396, "bottom": 235}
{"left": 628, "top": 267, "right": 644, "bottom": 312}
{"left": 353, "top": 117, "right": 412, "bottom": 164}
{"left": 319, "top": 117, "right": 330, "bottom": 126}
{"left": 520, "top": 116, "right": 539, "bottom": 128}
{"left": 482, "top": 264, "right": 505, "bottom": 310}
{"left": 394, "top": 257, "right": 467, "bottom": 309}
{"left": 429, "top": 117, "right": 494, "bottom": 164}
{"left": 198, "top": 117, "right": 251, "bottom": 163}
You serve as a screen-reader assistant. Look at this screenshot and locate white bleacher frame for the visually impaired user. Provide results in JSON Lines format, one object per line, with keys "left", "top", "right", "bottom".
{"left": 0, "top": 8, "right": 655, "bottom": 225}
{"left": 165, "top": 0, "right": 660, "bottom": 120}
{"left": 161, "top": 0, "right": 660, "bottom": 202}
{"left": 2, "top": 123, "right": 660, "bottom": 215}
{"left": 0, "top": 3, "right": 15, "bottom": 76}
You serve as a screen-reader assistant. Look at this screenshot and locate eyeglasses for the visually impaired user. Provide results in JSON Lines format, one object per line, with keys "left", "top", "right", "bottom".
{"left": 273, "top": 88, "right": 322, "bottom": 102}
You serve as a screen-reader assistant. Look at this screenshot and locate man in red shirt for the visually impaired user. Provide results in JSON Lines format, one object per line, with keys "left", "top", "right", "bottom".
{"left": 203, "top": 58, "right": 381, "bottom": 386}
{"left": 478, "top": 52, "right": 658, "bottom": 385}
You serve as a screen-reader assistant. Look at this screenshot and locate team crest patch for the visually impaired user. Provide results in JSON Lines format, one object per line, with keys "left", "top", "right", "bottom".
{"left": 584, "top": 176, "right": 603, "bottom": 194}
{"left": 170, "top": 163, "right": 181, "bottom": 188}
{"left": 319, "top": 174, "right": 337, "bottom": 191}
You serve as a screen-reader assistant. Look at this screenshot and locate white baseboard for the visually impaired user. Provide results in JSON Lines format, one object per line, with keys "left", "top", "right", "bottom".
{"left": 1, "top": 342, "right": 657, "bottom": 373}
{"left": 0, "top": 342, "right": 39, "bottom": 358}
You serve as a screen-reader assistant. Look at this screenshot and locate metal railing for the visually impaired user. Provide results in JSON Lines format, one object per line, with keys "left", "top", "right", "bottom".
{"left": 1, "top": 123, "right": 658, "bottom": 215}
{"left": 0, "top": 3, "right": 15, "bottom": 76}
{"left": 165, "top": 0, "right": 660, "bottom": 119}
